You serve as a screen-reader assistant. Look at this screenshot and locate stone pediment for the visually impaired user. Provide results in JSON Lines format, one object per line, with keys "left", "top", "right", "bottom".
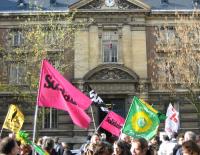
{"left": 69, "top": 0, "right": 150, "bottom": 11}
{"left": 83, "top": 64, "right": 139, "bottom": 94}
{"left": 84, "top": 64, "right": 139, "bottom": 82}
{"left": 88, "top": 68, "right": 136, "bottom": 81}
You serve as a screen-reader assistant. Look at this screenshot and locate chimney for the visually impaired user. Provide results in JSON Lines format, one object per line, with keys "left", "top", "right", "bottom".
{"left": 193, "top": 0, "right": 200, "bottom": 7}
{"left": 50, "top": 0, "right": 56, "bottom": 5}
{"left": 161, "top": 0, "right": 168, "bottom": 4}
{"left": 17, "top": 0, "right": 25, "bottom": 7}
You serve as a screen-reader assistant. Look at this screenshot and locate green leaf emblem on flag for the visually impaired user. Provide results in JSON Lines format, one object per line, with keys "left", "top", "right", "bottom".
{"left": 122, "top": 96, "right": 162, "bottom": 140}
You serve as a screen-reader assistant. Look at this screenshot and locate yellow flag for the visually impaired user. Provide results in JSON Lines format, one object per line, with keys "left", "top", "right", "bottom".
{"left": 3, "top": 104, "right": 24, "bottom": 133}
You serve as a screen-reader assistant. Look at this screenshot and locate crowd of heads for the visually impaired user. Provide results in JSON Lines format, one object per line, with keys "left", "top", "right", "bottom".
{"left": 0, "top": 134, "right": 72, "bottom": 155}
{"left": 157, "top": 131, "right": 200, "bottom": 155}
{"left": 0, "top": 130, "right": 200, "bottom": 155}
{"left": 81, "top": 132, "right": 152, "bottom": 155}
{"left": 81, "top": 131, "right": 200, "bottom": 155}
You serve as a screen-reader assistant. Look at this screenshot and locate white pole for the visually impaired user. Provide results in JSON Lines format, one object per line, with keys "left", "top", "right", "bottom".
{"left": 50, "top": 108, "right": 52, "bottom": 128}
{"left": 0, "top": 128, "right": 3, "bottom": 138}
{"left": 95, "top": 111, "right": 109, "bottom": 133}
{"left": 90, "top": 106, "right": 96, "bottom": 131}
{"left": 32, "top": 60, "right": 44, "bottom": 143}
{"left": 95, "top": 123, "right": 101, "bottom": 133}
{"left": 32, "top": 104, "right": 38, "bottom": 143}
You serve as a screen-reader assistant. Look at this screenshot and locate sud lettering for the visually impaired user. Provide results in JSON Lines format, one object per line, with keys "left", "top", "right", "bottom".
{"left": 44, "top": 74, "right": 77, "bottom": 105}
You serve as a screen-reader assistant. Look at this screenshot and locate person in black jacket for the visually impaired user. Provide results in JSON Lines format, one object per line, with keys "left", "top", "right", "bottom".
{"left": 173, "top": 133, "right": 184, "bottom": 155}
{"left": 61, "top": 142, "right": 72, "bottom": 155}
{"left": 54, "top": 137, "right": 63, "bottom": 155}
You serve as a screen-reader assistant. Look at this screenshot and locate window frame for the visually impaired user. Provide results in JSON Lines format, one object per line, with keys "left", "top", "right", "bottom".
{"left": 42, "top": 108, "right": 58, "bottom": 129}
{"left": 12, "top": 30, "right": 23, "bottom": 47}
{"left": 9, "top": 62, "right": 26, "bottom": 85}
{"left": 102, "top": 30, "right": 119, "bottom": 63}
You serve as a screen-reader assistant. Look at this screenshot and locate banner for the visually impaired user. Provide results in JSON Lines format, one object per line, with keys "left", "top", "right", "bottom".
{"left": 100, "top": 111, "right": 125, "bottom": 137}
{"left": 122, "top": 96, "right": 162, "bottom": 140}
{"left": 165, "top": 103, "right": 179, "bottom": 133}
{"left": 89, "top": 87, "right": 109, "bottom": 112}
{"left": 37, "top": 60, "right": 92, "bottom": 128}
{"left": 3, "top": 104, "right": 24, "bottom": 133}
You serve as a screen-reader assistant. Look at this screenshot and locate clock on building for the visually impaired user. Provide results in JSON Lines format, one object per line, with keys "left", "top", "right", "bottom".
{"left": 105, "top": 0, "right": 115, "bottom": 7}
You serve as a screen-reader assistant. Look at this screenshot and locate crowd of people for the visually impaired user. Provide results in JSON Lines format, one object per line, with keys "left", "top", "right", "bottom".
{"left": 0, "top": 131, "right": 200, "bottom": 155}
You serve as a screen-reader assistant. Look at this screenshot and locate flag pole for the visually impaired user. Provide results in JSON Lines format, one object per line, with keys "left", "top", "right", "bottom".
{"left": 94, "top": 111, "right": 110, "bottom": 133}
{"left": 95, "top": 117, "right": 104, "bottom": 133}
{"left": 33, "top": 60, "right": 44, "bottom": 143}
{"left": 33, "top": 104, "right": 38, "bottom": 143}
{"left": 0, "top": 104, "right": 10, "bottom": 138}
{"left": 0, "top": 128, "right": 3, "bottom": 138}
{"left": 90, "top": 106, "right": 96, "bottom": 131}
{"left": 95, "top": 123, "right": 101, "bottom": 133}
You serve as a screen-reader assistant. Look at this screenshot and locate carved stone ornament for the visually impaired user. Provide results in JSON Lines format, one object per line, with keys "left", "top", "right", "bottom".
{"left": 80, "top": 0, "right": 103, "bottom": 9}
{"left": 116, "top": 0, "right": 142, "bottom": 9}
{"left": 88, "top": 68, "right": 136, "bottom": 80}
{"left": 79, "top": 0, "right": 143, "bottom": 9}
{"left": 84, "top": 65, "right": 139, "bottom": 93}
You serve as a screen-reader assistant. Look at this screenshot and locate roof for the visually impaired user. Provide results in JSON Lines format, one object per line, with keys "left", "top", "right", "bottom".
{"left": 0, "top": 0, "right": 199, "bottom": 13}
{"left": 144, "top": 0, "right": 198, "bottom": 10}
{"left": 0, "top": 0, "right": 79, "bottom": 13}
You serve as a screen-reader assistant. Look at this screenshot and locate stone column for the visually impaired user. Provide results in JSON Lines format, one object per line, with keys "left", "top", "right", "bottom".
{"left": 122, "top": 25, "right": 132, "bottom": 69}
{"left": 138, "top": 78, "right": 148, "bottom": 99}
{"left": 74, "top": 28, "right": 89, "bottom": 79}
{"left": 89, "top": 25, "right": 99, "bottom": 69}
{"left": 131, "top": 27, "right": 147, "bottom": 78}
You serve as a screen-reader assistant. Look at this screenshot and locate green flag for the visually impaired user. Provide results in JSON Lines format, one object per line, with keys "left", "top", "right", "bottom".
{"left": 140, "top": 98, "right": 166, "bottom": 122}
{"left": 16, "top": 131, "right": 49, "bottom": 155}
{"left": 122, "top": 96, "right": 161, "bottom": 140}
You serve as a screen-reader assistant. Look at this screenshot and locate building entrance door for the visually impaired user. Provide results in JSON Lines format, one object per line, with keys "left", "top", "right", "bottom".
{"left": 99, "top": 98, "right": 125, "bottom": 123}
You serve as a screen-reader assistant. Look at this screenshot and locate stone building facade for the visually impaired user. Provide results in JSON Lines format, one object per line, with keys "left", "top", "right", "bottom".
{"left": 0, "top": 0, "right": 199, "bottom": 147}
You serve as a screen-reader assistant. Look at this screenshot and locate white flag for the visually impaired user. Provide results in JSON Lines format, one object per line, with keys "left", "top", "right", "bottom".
{"left": 165, "top": 103, "right": 179, "bottom": 133}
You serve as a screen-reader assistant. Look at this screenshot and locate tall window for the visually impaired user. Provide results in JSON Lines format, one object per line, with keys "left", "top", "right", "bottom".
{"left": 45, "top": 31, "right": 56, "bottom": 45}
{"left": 102, "top": 31, "right": 118, "bottom": 63}
{"left": 156, "top": 26, "right": 179, "bottom": 49}
{"left": 47, "top": 50, "right": 64, "bottom": 69}
{"left": 43, "top": 108, "right": 58, "bottom": 129}
{"left": 9, "top": 63, "right": 26, "bottom": 85}
{"left": 12, "top": 31, "right": 23, "bottom": 47}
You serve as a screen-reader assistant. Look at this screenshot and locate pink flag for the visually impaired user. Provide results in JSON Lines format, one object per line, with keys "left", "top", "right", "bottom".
{"left": 37, "top": 60, "right": 92, "bottom": 128}
{"left": 100, "top": 111, "right": 125, "bottom": 137}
